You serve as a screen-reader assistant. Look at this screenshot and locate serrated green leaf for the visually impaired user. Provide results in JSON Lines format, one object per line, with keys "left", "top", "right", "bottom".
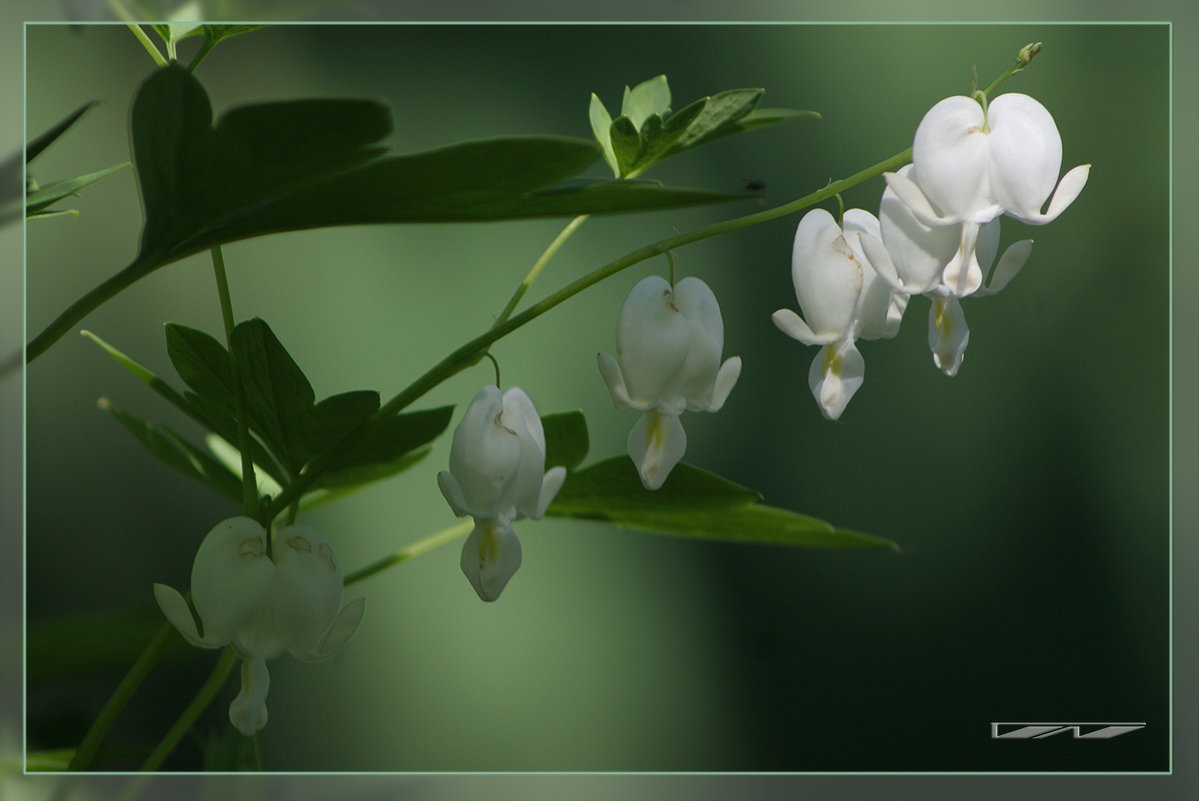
{"left": 229, "top": 318, "right": 316, "bottom": 472}
{"left": 541, "top": 410, "right": 589, "bottom": 472}
{"left": 621, "top": 75, "right": 671, "bottom": 129}
{"left": 27, "top": 100, "right": 97, "bottom": 163}
{"left": 25, "top": 161, "right": 131, "bottom": 215}
{"left": 547, "top": 456, "right": 896, "bottom": 550}
{"left": 609, "top": 116, "right": 641, "bottom": 177}
{"left": 99, "top": 398, "right": 243, "bottom": 505}
{"left": 588, "top": 92, "right": 618, "bottom": 176}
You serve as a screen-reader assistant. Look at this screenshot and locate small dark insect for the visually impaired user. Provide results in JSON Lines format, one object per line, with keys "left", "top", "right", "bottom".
{"left": 742, "top": 179, "right": 767, "bottom": 193}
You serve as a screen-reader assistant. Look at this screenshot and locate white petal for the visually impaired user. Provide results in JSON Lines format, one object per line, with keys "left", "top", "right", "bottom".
{"left": 460, "top": 519, "right": 523, "bottom": 602}
{"left": 531, "top": 465, "right": 567, "bottom": 520}
{"left": 190, "top": 517, "right": 274, "bottom": 647}
{"left": 771, "top": 308, "right": 838, "bottom": 346}
{"left": 940, "top": 222, "right": 985, "bottom": 298}
{"left": 928, "top": 296, "right": 971, "bottom": 377}
{"left": 980, "top": 239, "right": 1034, "bottom": 296}
{"left": 502, "top": 387, "right": 549, "bottom": 519}
{"left": 672, "top": 277, "right": 725, "bottom": 408}
{"left": 270, "top": 526, "right": 344, "bottom": 658}
{"left": 807, "top": 339, "right": 865, "bottom": 421}
{"left": 627, "top": 411, "right": 687, "bottom": 491}
{"left": 842, "top": 207, "right": 881, "bottom": 240}
{"left": 229, "top": 656, "right": 270, "bottom": 737}
{"left": 878, "top": 168, "right": 963, "bottom": 292}
{"left": 911, "top": 95, "right": 1000, "bottom": 223}
{"left": 615, "top": 276, "right": 691, "bottom": 409}
{"left": 855, "top": 231, "right": 906, "bottom": 293}
{"left": 790, "top": 209, "right": 863, "bottom": 338}
{"left": 1014, "top": 163, "right": 1091, "bottom": 224}
{"left": 597, "top": 352, "right": 637, "bottom": 410}
{"left": 294, "top": 597, "right": 366, "bottom": 662}
{"left": 987, "top": 93, "right": 1063, "bottom": 222}
{"left": 437, "top": 470, "right": 472, "bottom": 518}
{"left": 881, "top": 170, "right": 958, "bottom": 228}
{"left": 448, "top": 385, "right": 522, "bottom": 519}
{"left": 153, "top": 583, "right": 216, "bottom": 648}
{"left": 703, "top": 356, "right": 742, "bottom": 412}
{"left": 855, "top": 265, "right": 907, "bottom": 341}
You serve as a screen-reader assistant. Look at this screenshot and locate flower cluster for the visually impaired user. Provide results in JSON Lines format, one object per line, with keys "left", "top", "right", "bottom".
{"left": 775, "top": 92, "right": 1089, "bottom": 417}
{"left": 598, "top": 275, "right": 742, "bottom": 490}
{"left": 438, "top": 385, "right": 567, "bottom": 601}
{"left": 155, "top": 517, "right": 365, "bottom": 736}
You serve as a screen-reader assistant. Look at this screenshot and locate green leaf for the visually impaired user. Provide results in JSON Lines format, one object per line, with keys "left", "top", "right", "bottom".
{"left": 24, "top": 162, "right": 132, "bottom": 215}
{"left": 588, "top": 92, "right": 618, "bottom": 176}
{"left": 547, "top": 456, "right": 897, "bottom": 550}
{"left": 621, "top": 75, "right": 671, "bottom": 129}
{"left": 541, "top": 410, "right": 589, "bottom": 472}
{"left": 315, "top": 405, "right": 454, "bottom": 488}
{"left": 205, "top": 434, "right": 284, "bottom": 499}
{"left": 83, "top": 328, "right": 193, "bottom": 411}
{"left": 27, "top": 100, "right": 97, "bottom": 163}
{"left": 98, "top": 398, "right": 243, "bottom": 505}
{"left": 132, "top": 64, "right": 391, "bottom": 259}
{"left": 511, "top": 180, "right": 746, "bottom": 215}
{"left": 304, "top": 390, "right": 380, "bottom": 455}
{"left": 202, "top": 24, "right": 266, "bottom": 45}
{"left": 24, "top": 67, "right": 754, "bottom": 363}
{"left": 608, "top": 116, "right": 641, "bottom": 177}
{"left": 732, "top": 107, "right": 820, "bottom": 132}
{"left": 26, "top": 209, "right": 79, "bottom": 221}
{"left": 626, "top": 98, "right": 707, "bottom": 176}
{"left": 229, "top": 318, "right": 316, "bottom": 472}
{"left": 668, "top": 88, "right": 762, "bottom": 148}
{"left": 165, "top": 323, "right": 235, "bottom": 410}
{"left": 553, "top": 456, "right": 760, "bottom": 512}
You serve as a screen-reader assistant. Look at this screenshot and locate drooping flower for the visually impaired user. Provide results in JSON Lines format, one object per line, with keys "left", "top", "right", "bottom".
{"left": 154, "top": 517, "right": 365, "bottom": 736}
{"left": 598, "top": 275, "right": 741, "bottom": 490}
{"left": 858, "top": 164, "right": 1033, "bottom": 376}
{"left": 883, "top": 93, "right": 1090, "bottom": 228}
{"left": 437, "top": 385, "right": 566, "bottom": 602}
{"left": 772, "top": 208, "right": 906, "bottom": 419}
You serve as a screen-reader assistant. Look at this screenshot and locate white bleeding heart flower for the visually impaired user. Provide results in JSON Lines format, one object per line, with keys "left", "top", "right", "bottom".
{"left": 883, "top": 93, "right": 1090, "bottom": 228}
{"left": 437, "top": 385, "right": 566, "bottom": 602}
{"left": 859, "top": 164, "right": 1034, "bottom": 377}
{"left": 598, "top": 275, "right": 742, "bottom": 490}
{"left": 772, "top": 208, "right": 905, "bottom": 420}
{"left": 154, "top": 517, "right": 365, "bottom": 737}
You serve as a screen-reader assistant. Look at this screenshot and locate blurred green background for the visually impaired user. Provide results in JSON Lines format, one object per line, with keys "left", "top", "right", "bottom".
{"left": 23, "top": 23, "right": 1169, "bottom": 772}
